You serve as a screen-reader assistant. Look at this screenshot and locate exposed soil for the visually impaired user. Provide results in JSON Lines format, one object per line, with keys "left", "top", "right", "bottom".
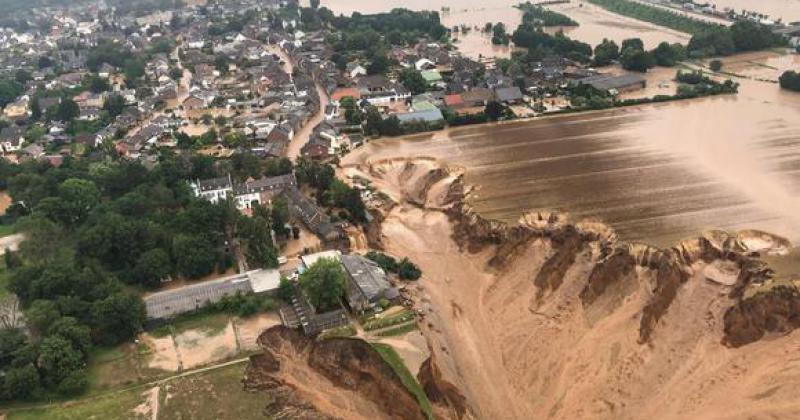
{"left": 244, "top": 326, "right": 429, "bottom": 420}
{"left": 334, "top": 157, "right": 800, "bottom": 420}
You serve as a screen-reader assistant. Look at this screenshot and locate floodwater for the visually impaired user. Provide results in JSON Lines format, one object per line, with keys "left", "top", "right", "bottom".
{"left": 345, "top": 57, "right": 800, "bottom": 248}
{"left": 709, "top": 0, "right": 800, "bottom": 23}
{"left": 315, "top": 0, "right": 690, "bottom": 56}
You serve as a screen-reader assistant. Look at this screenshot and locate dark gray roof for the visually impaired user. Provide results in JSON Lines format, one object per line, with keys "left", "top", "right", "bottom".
{"left": 576, "top": 74, "right": 647, "bottom": 91}
{"left": 144, "top": 274, "right": 253, "bottom": 320}
{"left": 495, "top": 86, "right": 523, "bottom": 102}
{"left": 341, "top": 254, "right": 390, "bottom": 303}
{"left": 396, "top": 108, "right": 444, "bottom": 124}
{"left": 233, "top": 173, "right": 296, "bottom": 195}
{"left": 197, "top": 176, "right": 232, "bottom": 191}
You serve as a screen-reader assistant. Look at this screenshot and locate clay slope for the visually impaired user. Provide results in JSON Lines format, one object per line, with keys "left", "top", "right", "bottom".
{"left": 347, "top": 158, "right": 800, "bottom": 420}
{"left": 244, "top": 326, "right": 427, "bottom": 420}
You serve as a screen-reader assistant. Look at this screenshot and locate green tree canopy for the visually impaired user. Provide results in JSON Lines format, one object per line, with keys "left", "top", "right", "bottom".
{"left": 299, "top": 258, "right": 347, "bottom": 312}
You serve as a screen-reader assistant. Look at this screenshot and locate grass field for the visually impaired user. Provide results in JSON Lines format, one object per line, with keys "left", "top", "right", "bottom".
{"left": 0, "top": 223, "right": 15, "bottom": 238}
{"left": 159, "top": 363, "right": 267, "bottom": 420}
{"left": 7, "top": 386, "right": 149, "bottom": 420}
{"left": 362, "top": 309, "right": 415, "bottom": 331}
{"left": 318, "top": 324, "right": 357, "bottom": 340}
{"left": 7, "top": 363, "right": 266, "bottom": 420}
{"left": 86, "top": 345, "right": 147, "bottom": 393}
{"left": 371, "top": 343, "right": 434, "bottom": 420}
{"left": 374, "top": 322, "right": 418, "bottom": 337}
{"left": 150, "top": 312, "right": 231, "bottom": 338}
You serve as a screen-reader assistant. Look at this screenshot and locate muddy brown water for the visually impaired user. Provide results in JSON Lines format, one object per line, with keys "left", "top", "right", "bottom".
{"left": 346, "top": 77, "right": 800, "bottom": 250}
{"left": 312, "top": 0, "right": 795, "bottom": 56}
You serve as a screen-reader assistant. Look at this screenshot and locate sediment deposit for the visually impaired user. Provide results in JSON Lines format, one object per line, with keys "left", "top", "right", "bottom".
{"left": 340, "top": 157, "right": 800, "bottom": 420}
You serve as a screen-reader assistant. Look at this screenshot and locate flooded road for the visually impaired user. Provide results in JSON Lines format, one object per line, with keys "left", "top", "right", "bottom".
{"left": 345, "top": 74, "right": 800, "bottom": 248}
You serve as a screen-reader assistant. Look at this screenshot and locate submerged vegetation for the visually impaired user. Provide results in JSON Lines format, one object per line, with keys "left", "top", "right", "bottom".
{"left": 517, "top": 2, "right": 578, "bottom": 27}
{"left": 588, "top": 0, "right": 718, "bottom": 34}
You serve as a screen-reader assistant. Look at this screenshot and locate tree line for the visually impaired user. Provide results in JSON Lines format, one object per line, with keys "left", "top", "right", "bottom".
{"left": 0, "top": 150, "right": 284, "bottom": 401}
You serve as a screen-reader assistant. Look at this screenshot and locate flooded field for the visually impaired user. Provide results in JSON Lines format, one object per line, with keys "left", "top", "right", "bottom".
{"left": 314, "top": 0, "right": 689, "bottom": 56}
{"left": 710, "top": 0, "right": 800, "bottom": 22}
{"left": 345, "top": 73, "right": 800, "bottom": 248}
{"left": 544, "top": 2, "right": 690, "bottom": 48}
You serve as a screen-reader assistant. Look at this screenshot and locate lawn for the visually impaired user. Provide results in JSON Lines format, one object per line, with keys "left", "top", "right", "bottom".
{"left": 149, "top": 311, "right": 231, "bottom": 338}
{"left": 0, "top": 223, "right": 15, "bottom": 237}
{"left": 362, "top": 309, "right": 415, "bottom": 331}
{"left": 85, "top": 344, "right": 144, "bottom": 393}
{"left": 374, "top": 322, "right": 418, "bottom": 337}
{"left": 318, "top": 324, "right": 357, "bottom": 340}
{"left": 158, "top": 362, "right": 268, "bottom": 420}
{"left": 7, "top": 386, "right": 149, "bottom": 420}
{"left": 7, "top": 363, "right": 266, "bottom": 420}
{"left": 371, "top": 343, "right": 434, "bottom": 420}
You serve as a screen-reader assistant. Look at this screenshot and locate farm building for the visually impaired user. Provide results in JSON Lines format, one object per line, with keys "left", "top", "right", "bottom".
{"left": 144, "top": 269, "right": 280, "bottom": 321}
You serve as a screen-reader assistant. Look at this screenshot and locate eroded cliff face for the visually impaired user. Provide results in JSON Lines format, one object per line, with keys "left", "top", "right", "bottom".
{"left": 244, "top": 326, "right": 428, "bottom": 420}
{"left": 344, "top": 158, "right": 800, "bottom": 420}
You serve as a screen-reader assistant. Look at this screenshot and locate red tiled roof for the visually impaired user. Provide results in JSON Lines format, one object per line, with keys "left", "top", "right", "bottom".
{"left": 444, "top": 94, "right": 463, "bottom": 107}
{"left": 331, "top": 87, "right": 361, "bottom": 102}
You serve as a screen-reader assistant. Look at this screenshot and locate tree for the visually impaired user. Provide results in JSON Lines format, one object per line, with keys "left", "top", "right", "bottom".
{"left": 398, "top": 68, "right": 427, "bottom": 95}
{"left": 172, "top": 234, "right": 217, "bottom": 278}
{"left": 123, "top": 59, "right": 145, "bottom": 81}
{"left": 30, "top": 96, "right": 41, "bottom": 120}
{"left": 0, "top": 328, "right": 27, "bottom": 366}
{"left": 132, "top": 248, "right": 172, "bottom": 288}
{"left": 298, "top": 258, "right": 347, "bottom": 312}
{"left": 3, "top": 364, "right": 40, "bottom": 400}
{"left": 484, "top": 101, "right": 505, "bottom": 121}
{"left": 709, "top": 59, "right": 723, "bottom": 72}
{"left": 47, "top": 317, "right": 91, "bottom": 357}
{"left": 620, "top": 48, "right": 654, "bottom": 72}
{"left": 37, "top": 336, "right": 83, "bottom": 388}
{"left": 215, "top": 55, "right": 230, "bottom": 75}
{"left": 56, "top": 178, "right": 101, "bottom": 227}
{"left": 397, "top": 258, "right": 422, "bottom": 280}
{"left": 779, "top": 70, "right": 800, "bottom": 92}
{"left": 652, "top": 42, "right": 684, "bottom": 67}
{"left": 277, "top": 277, "right": 295, "bottom": 303}
{"left": 366, "top": 54, "right": 391, "bottom": 75}
{"left": 86, "top": 75, "right": 110, "bottom": 93}
{"left": 621, "top": 38, "right": 644, "bottom": 52}
{"left": 271, "top": 196, "right": 290, "bottom": 237}
{"left": 0, "top": 78, "right": 23, "bottom": 108}
{"left": 593, "top": 39, "right": 619, "bottom": 66}
{"left": 103, "top": 94, "right": 126, "bottom": 118}
{"left": 52, "top": 98, "right": 79, "bottom": 122}
{"left": 90, "top": 291, "right": 145, "bottom": 345}
{"left": 491, "top": 23, "right": 508, "bottom": 45}
{"left": 310, "top": 0, "right": 320, "bottom": 9}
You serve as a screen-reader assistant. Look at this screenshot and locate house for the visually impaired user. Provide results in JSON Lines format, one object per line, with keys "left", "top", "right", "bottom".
{"left": 341, "top": 254, "right": 395, "bottom": 313}
{"left": 0, "top": 126, "right": 25, "bottom": 153}
{"left": 182, "top": 94, "right": 206, "bottom": 111}
{"left": 415, "top": 58, "right": 437, "bottom": 70}
{"left": 396, "top": 108, "right": 444, "bottom": 125}
{"left": 191, "top": 175, "right": 234, "bottom": 203}
{"left": 3, "top": 96, "right": 29, "bottom": 119}
{"left": 143, "top": 269, "right": 280, "bottom": 321}
{"left": 495, "top": 86, "right": 524, "bottom": 104}
{"left": 346, "top": 62, "right": 367, "bottom": 79}
{"left": 357, "top": 75, "right": 411, "bottom": 105}
{"left": 573, "top": 74, "right": 647, "bottom": 94}
{"left": 443, "top": 94, "right": 464, "bottom": 108}
{"left": 420, "top": 70, "right": 443, "bottom": 87}
{"left": 461, "top": 88, "right": 495, "bottom": 107}
{"left": 232, "top": 173, "right": 297, "bottom": 209}
{"left": 330, "top": 87, "right": 362, "bottom": 103}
